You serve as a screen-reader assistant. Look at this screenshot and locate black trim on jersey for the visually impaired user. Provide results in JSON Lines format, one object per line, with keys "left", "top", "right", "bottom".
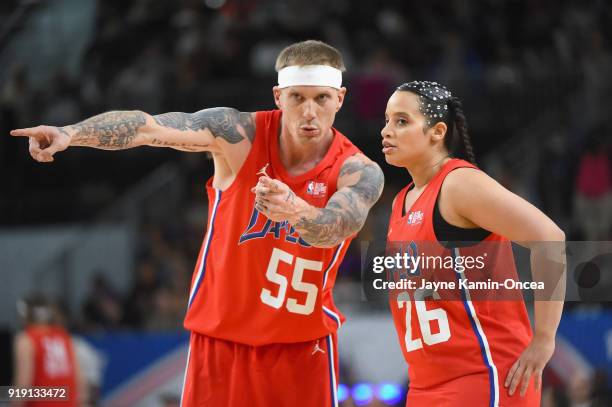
{"left": 433, "top": 193, "right": 491, "bottom": 247}
{"left": 401, "top": 183, "right": 491, "bottom": 247}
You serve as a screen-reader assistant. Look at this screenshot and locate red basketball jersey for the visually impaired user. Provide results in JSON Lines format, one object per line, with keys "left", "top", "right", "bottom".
{"left": 183, "top": 110, "right": 361, "bottom": 345}
{"left": 387, "top": 159, "right": 534, "bottom": 404}
{"left": 25, "top": 326, "right": 78, "bottom": 407}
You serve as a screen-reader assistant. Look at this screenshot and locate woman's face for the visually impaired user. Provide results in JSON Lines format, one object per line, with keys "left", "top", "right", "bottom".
{"left": 381, "top": 91, "right": 442, "bottom": 167}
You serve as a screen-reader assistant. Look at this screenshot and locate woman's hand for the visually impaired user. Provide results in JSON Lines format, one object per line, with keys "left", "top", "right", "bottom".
{"left": 505, "top": 334, "right": 555, "bottom": 397}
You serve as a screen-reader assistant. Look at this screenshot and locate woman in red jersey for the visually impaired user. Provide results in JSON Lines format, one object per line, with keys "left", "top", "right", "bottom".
{"left": 381, "top": 81, "right": 565, "bottom": 407}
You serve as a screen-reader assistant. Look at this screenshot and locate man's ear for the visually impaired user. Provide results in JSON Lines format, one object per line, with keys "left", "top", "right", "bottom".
{"left": 272, "top": 86, "right": 282, "bottom": 109}
{"left": 336, "top": 87, "right": 347, "bottom": 111}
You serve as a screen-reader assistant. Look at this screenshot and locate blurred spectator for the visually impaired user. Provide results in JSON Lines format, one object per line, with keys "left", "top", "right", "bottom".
{"left": 353, "top": 47, "right": 405, "bottom": 122}
{"left": 541, "top": 386, "right": 568, "bottom": 407}
{"left": 107, "top": 43, "right": 169, "bottom": 112}
{"left": 563, "top": 368, "right": 612, "bottom": 407}
{"left": 39, "top": 70, "right": 82, "bottom": 126}
{"left": 573, "top": 134, "right": 611, "bottom": 241}
{"left": 145, "top": 286, "right": 185, "bottom": 331}
{"left": 538, "top": 131, "right": 572, "bottom": 226}
{"left": 580, "top": 30, "right": 612, "bottom": 125}
{"left": 82, "top": 273, "right": 124, "bottom": 331}
{"left": 1, "top": 64, "right": 35, "bottom": 126}
{"left": 72, "top": 335, "right": 105, "bottom": 407}
{"left": 566, "top": 371, "right": 595, "bottom": 407}
{"left": 122, "top": 258, "right": 161, "bottom": 328}
{"left": 591, "top": 369, "right": 612, "bottom": 407}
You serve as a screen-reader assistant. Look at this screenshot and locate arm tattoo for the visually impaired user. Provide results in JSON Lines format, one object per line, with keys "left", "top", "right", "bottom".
{"left": 338, "top": 160, "right": 385, "bottom": 203}
{"left": 153, "top": 107, "right": 255, "bottom": 144}
{"left": 67, "top": 111, "right": 147, "bottom": 149}
{"left": 57, "top": 127, "right": 70, "bottom": 138}
{"left": 285, "top": 190, "right": 296, "bottom": 203}
{"left": 153, "top": 112, "right": 201, "bottom": 131}
{"left": 150, "top": 138, "right": 209, "bottom": 151}
{"left": 293, "top": 157, "right": 384, "bottom": 247}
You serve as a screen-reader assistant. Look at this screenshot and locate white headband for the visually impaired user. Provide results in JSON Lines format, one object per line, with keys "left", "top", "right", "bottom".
{"left": 277, "top": 65, "right": 342, "bottom": 89}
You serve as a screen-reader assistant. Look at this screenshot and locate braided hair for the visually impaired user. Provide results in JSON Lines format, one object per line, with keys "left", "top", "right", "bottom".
{"left": 396, "top": 81, "right": 476, "bottom": 164}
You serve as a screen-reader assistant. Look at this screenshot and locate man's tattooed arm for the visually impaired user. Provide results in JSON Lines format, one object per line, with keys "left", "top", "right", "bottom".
{"left": 152, "top": 108, "right": 255, "bottom": 144}
{"left": 63, "top": 111, "right": 147, "bottom": 149}
{"left": 288, "top": 154, "right": 384, "bottom": 248}
{"left": 60, "top": 107, "right": 255, "bottom": 151}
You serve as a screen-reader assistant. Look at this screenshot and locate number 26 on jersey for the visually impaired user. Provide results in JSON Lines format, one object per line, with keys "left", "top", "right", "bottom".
{"left": 397, "top": 291, "right": 451, "bottom": 351}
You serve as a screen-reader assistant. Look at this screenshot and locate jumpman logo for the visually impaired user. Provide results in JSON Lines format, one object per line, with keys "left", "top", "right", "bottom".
{"left": 311, "top": 340, "right": 326, "bottom": 355}
{"left": 257, "top": 163, "right": 270, "bottom": 177}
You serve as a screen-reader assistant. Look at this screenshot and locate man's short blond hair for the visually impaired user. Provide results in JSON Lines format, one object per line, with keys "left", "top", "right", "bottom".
{"left": 275, "top": 40, "right": 346, "bottom": 72}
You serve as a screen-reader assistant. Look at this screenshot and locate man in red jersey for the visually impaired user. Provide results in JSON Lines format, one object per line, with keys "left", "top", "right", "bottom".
{"left": 12, "top": 296, "right": 83, "bottom": 407}
{"left": 11, "top": 40, "right": 384, "bottom": 407}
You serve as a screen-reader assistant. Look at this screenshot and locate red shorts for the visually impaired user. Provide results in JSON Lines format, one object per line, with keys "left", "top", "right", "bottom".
{"left": 406, "top": 370, "right": 540, "bottom": 407}
{"left": 180, "top": 331, "right": 339, "bottom": 407}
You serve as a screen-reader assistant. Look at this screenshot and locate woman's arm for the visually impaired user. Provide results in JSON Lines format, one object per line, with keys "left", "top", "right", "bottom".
{"left": 441, "top": 167, "right": 566, "bottom": 397}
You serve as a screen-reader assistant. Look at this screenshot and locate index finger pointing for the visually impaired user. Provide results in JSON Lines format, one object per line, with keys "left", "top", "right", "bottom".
{"left": 11, "top": 127, "right": 47, "bottom": 140}
{"left": 10, "top": 128, "right": 32, "bottom": 137}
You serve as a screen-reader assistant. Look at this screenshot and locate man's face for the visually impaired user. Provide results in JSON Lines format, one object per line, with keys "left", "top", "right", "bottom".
{"left": 273, "top": 85, "right": 346, "bottom": 141}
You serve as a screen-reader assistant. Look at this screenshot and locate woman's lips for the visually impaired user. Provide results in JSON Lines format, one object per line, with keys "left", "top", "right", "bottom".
{"left": 382, "top": 141, "right": 396, "bottom": 154}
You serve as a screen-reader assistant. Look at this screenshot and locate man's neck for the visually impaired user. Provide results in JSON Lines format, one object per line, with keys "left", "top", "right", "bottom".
{"left": 278, "top": 128, "right": 334, "bottom": 176}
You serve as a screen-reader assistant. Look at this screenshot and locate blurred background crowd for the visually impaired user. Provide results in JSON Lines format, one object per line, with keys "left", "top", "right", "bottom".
{"left": 0, "top": 0, "right": 611, "bottom": 406}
